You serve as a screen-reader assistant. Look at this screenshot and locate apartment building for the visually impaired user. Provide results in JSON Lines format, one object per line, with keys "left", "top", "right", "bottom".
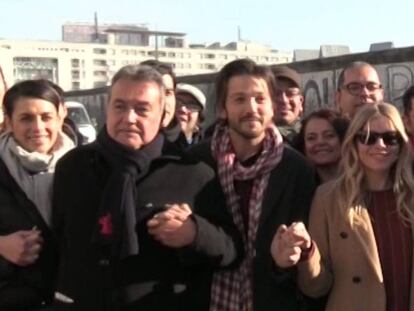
{"left": 0, "top": 23, "right": 292, "bottom": 91}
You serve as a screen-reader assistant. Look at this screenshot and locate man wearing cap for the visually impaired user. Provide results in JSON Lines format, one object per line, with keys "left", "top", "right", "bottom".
{"left": 175, "top": 83, "right": 206, "bottom": 150}
{"left": 271, "top": 66, "right": 304, "bottom": 145}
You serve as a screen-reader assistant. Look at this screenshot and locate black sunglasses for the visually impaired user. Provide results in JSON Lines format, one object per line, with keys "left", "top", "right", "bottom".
{"left": 355, "top": 131, "right": 402, "bottom": 146}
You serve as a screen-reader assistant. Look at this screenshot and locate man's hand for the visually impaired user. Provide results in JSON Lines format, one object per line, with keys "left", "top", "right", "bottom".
{"left": 0, "top": 230, "right": 43, "bottom": 266}
{"left": 270, "top": 222, "right": 311, "bottom": 268}
{"left": 147, "top": 204, "right": 196, "bottom": 248}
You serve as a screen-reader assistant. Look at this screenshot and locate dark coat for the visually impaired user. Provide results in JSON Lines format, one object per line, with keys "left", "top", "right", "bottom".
{"left": 187, "top": 141, "right": 317, "bottom": 311}
{"left": 52, "top": 140, "right": 243, "bottom": 311}
{"left": 0, "top": 158, "right": 57, "bottom": 310}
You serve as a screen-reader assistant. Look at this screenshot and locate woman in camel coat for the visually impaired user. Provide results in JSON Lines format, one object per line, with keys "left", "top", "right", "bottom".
{"left": 272, "top": 102, "right": 414, "bottom": 311}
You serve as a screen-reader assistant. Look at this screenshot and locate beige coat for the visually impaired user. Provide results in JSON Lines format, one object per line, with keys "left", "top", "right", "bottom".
{"left": 298, "top": 182, "right": 414, "bottom": 311}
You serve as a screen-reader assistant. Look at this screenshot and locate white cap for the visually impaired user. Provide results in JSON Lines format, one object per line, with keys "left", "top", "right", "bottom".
{"left": 176, "top": 83, "right": 206, "bottom": 110}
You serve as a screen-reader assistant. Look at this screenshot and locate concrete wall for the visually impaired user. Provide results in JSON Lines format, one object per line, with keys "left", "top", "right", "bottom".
{"left": 65, "top": 46, "right": 414, "bottom": 130}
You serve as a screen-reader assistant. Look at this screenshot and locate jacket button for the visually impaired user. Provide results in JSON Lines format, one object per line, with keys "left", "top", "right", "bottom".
{"left": 340, "top": 232, "right": 348, "bottom": 239}
{"left": 352, "top": 276, "right": 361, "bottom": 283}
{"left": 99, "top": 259, "right": 110, "bottom": 266}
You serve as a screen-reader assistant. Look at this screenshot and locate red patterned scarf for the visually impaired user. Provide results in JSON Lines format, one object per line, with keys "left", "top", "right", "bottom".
{"left": 210, "top": 122, "right": 284, "bottom": 311}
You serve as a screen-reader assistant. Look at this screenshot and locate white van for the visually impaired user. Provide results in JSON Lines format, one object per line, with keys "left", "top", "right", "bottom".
{"left": 65, "top": 101, "right": 97, "bottom": 143}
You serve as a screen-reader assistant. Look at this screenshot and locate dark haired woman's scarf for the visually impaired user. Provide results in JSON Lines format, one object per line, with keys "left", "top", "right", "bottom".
{"left": 209, "top": 122, "right": 284, "bottom": 311}
{"left": 93, "top": 127, "right": 164, "bottom": 258}
{"left": 0, "top": 131, "right": 74, "bottom": 225}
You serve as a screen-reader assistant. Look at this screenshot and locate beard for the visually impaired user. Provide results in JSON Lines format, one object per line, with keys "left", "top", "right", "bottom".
{"left": 227, "top": 115, "right": 267, "bottom": 140}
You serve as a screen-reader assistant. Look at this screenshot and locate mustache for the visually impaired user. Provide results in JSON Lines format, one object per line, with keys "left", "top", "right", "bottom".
{"left": 240, "top": 114, "right": 263, "bottom": 122}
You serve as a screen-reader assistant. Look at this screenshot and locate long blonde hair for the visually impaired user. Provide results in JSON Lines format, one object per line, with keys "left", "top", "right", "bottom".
{"left": 332, "top": 102, "right": 414, "bottom": 227}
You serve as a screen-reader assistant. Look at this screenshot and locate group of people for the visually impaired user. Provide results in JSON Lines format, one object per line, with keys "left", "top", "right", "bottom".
{"left": 0, "top": 57, "right": 413, "bottom": 311}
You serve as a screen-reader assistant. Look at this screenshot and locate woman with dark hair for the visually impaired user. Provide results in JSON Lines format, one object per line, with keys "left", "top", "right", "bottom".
{"left": 0, "top": 79, "right": 74, "bottom": 310}
{"left": 294, "top": 109, "right": 349, "bottom": 182}
{"left": 273, "top": 103, "right": 414, "bottom": 310}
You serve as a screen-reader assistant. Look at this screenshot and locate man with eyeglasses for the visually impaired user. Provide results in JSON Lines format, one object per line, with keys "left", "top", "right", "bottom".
{"left": 271, "top": 66, "right": 304, "bottom": 144}
{"left": 175, "top": 83, "right": 206, "bottom": 150}
{"left": 335, "top": 61, "right": 384, "bottom": 118}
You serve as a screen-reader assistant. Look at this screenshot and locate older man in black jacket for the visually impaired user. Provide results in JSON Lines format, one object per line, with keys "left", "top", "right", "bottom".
{"left": 52, "top": 65, "right": 242, "bottom": 311}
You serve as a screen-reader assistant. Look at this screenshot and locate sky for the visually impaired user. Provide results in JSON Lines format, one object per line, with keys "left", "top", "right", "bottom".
{"left": 1, "top": 0, "right": 413, "bottom": 53}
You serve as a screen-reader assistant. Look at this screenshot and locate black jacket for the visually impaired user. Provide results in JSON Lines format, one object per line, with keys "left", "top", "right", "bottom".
{"left": 0, "top": 159, "right": 57, "bottom": 310}
{"left": 52, "top": 139, "right": 242, "bottom": 311}
{"left": 187, "top": 141, "right": 317, "bottom": 311}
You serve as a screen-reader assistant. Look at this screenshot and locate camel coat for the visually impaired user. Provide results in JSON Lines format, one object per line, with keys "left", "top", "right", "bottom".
{"left": 298, "top": 181, "right": 414, "bottom": 311}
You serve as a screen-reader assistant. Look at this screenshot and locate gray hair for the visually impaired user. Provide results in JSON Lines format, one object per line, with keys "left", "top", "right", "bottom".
{"left": 108, "top": 64, "right": 165, "bottom": 107}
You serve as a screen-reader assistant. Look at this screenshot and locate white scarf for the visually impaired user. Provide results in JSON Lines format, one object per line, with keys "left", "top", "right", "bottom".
{"left": 0, "top": 132, "right": 74, "bottom": 225}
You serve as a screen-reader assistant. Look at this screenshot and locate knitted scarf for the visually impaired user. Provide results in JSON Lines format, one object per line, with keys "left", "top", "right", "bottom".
{"left": 0, "top": 131, "right": 74, "bottom": 225}
{"left": 93, "top": 127, "right": 164, "bottom": 259}
{"left": 210, "top": 122, "right": 284, "bottom": 311}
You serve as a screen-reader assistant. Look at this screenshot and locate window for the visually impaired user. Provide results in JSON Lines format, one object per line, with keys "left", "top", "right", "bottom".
{"left": 93, "top": 48, "right": 106, "bottom": 54}
{"left": 93, "top": 59, "right": 107, "bottom": 66}
{"left": 71, "top": 82, "right": 80, "bottom": 90}
{"left": 71, "top": 70, "right": 80, "bottom": 80}
{"left": 93, "top": 71, "right": 107, "bottom": 77}
{"left": 71, "top": 59, "right": 80, "bottom": 68}
{"left": 94, "top": 81, "right": 107, "bottom": 88}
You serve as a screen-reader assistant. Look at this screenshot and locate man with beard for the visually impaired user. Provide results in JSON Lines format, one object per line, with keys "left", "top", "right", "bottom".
{"left": 187, "top": 59, "right": 316, "bottom": 310}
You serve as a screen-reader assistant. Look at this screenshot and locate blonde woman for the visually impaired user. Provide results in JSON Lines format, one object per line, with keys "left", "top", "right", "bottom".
{"left": 271, "top": 102, "right": 414, "bottom": 311}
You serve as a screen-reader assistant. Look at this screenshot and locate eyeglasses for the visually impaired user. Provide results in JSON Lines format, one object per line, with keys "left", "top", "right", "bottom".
{"left": 177, "top": 101, "right": 202, "bottom": 113}
{"left": 275, "top": 88, "right": 301, "bottom": 99}
{"left": 355, "top": 131, "right": 402, "bottom": 146}
{"left": 343, "top": 82, "right": 382, "bottom": 96}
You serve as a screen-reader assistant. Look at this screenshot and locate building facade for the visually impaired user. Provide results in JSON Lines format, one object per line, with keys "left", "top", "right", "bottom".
{"left": 0, "top": 23, "right": 292, "bottom": 91}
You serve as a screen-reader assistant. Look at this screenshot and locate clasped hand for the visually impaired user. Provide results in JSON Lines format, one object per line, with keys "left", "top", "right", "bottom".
{"left": 0, "top": 229, "right": 43, "bottom": 266}
{"left": 270, "top": 222, "right": 311, "bottom": 268}
{"left": 147, "top": 203, "right": 196, "bottom": 248}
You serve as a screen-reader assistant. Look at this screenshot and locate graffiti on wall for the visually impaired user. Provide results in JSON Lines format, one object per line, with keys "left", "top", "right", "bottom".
{"left": 301, "top": 62, "right": 414, "bottom": 114}
{"left": 66, "top": 60, "right": 414, "bottom": 128}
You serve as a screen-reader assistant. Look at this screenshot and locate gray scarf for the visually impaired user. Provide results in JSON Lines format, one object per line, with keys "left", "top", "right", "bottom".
{"left": 0, "top": 132, "right": 74, "bottom": 225}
